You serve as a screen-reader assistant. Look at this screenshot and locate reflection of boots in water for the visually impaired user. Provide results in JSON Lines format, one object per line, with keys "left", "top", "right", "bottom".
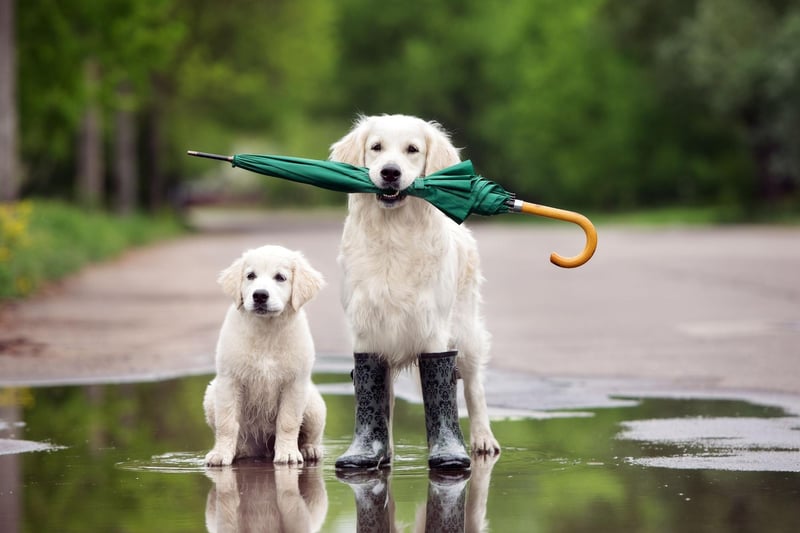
{"left": 336, "top": 353, "right": 392, "bottom": 470}
{"left": 337, "top": 469, "right": 396, "bottom": 533}
{"left": 420, "top": 471, "right": 469, "bottom": 533}
{"left": 419, "top": 351, "right": 471, "bottom": 470}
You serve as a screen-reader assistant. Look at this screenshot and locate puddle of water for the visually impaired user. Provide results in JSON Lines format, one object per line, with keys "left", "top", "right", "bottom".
{"left": 0, "top": 375, "right": 798, "bottom": 532}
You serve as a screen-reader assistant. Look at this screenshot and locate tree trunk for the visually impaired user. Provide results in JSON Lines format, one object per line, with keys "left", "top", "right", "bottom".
{"left": 146, "top": 100, "right": 164, "bottom": 212}
{"left": 77, "top": 60, "right": 103, "bottom": 207}
{"left": 113, "top": 82, "right": 137, "bottom": 215}
{"left": 0, "top": 0, "right": 19, "bottom": 201}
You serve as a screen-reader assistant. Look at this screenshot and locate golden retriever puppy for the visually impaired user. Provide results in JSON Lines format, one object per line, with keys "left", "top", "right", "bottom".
{"left": 204, "top": 245, "right": 326, "bottom": 466}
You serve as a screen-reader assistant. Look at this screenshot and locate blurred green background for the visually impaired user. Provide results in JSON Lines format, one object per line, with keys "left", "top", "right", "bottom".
{"left": 1, "top": 0, "right": 799, "bottom": 296}
{"left": 2, "top": 0, "right": 799, "bottom": 212}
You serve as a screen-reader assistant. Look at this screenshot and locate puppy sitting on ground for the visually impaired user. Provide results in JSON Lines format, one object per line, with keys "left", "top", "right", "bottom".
{"left": 204, "top": 245, "right": 326, "bottom": 466}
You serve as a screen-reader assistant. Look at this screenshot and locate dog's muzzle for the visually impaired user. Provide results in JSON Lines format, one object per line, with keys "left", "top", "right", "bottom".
{"left": 252, "top": 289, "right": 271, "bottom": 314}
{"left": 376, "top": 163, "right": 408, "bottom": 206}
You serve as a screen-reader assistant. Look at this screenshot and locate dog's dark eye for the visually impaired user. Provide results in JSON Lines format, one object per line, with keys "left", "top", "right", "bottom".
{"left": 370, "top": 142, "right": 382, "bottom": 152}
{"left": 246, "top": 272, "right": 256, "bottom": 281}
{"left": 274, "top": 273, "right": 287, "bottom": 282}
{"left": 407, "top": 144, "right": 419, "bottom": 154}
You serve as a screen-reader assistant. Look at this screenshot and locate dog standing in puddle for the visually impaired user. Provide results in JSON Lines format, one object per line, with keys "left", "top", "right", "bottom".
{"left": 331, "top": 114, "right": 501, "bottom": 470}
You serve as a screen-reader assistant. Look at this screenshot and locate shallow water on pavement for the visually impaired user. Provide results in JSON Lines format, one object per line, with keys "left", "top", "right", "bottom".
{"left": 1, "top": 374, "right": 799, "bottom": 532}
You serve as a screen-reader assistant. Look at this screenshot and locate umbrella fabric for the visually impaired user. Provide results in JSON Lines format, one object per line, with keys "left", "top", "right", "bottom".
{"left": 232, "top": 154, "right": 383, "bottom": 195}
{"left": 407, "top": 160, "right": 512, "bottom": 223}
{"left": 231, "top": 154, "right": 511, "bottom": 224}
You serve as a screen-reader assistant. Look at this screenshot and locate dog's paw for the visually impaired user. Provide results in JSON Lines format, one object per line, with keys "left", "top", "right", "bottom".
{"left": 300, "top": 443, "right": 323, "bottom": 463}
{"left": 205, "top": 448, "right": 235, "bottom": 467}
{"left": 470, "top": 432, "right": 501, "bottom": 456}
{"left": 274, "top": 447, "right": 304, "bottom": 465}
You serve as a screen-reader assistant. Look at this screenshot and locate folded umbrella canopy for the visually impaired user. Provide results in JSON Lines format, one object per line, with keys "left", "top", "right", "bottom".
{"left": 188, "top": 151, "right": 597, "bottom": 268}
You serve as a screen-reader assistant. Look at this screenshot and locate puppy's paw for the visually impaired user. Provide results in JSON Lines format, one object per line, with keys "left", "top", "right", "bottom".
{"left": 470, "top": 432, "right": 501, "bottom": 456}
{"left": 205, "top": 448, "right": 235, "bottom": 467}
{"left": 300, "top": 443, "right": 323, "bottom": 463}
{"left": 274, "top": 446, "right": 304, "bottom": 465}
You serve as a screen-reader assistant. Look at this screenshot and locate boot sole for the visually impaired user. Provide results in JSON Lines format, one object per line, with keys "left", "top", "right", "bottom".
{"left": 335, "top": 455, "right": 392, "bottom": 470}
{"left": 429, "top": 455, "right": 471, "bottom": 470}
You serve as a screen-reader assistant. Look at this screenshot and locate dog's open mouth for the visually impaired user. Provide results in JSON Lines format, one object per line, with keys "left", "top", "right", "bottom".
{"left": 377, "top": 190, "right": 407, "bottom": 206}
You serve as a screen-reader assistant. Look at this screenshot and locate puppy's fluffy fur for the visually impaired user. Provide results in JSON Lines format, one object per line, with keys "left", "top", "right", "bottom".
{"left": 204, "top": 245, "right": 326, "bottom": 466}
{"left": 331, "top": 114, "right": 500, "bottom": 454}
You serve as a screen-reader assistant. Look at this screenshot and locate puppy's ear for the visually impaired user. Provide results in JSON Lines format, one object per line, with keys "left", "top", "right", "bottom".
{"left": 290, "top": 253, "right": 325, "bottom": 311}
{"left": 329, "top": 116, "right": 368, "bottom": 166}
{"left": 424, "top": 121, "right": 461, "bottom": 174}
{"left": 218, "top": 256, "right": 245, "bottom": 307}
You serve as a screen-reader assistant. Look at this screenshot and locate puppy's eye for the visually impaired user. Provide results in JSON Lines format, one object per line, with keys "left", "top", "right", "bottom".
{"left": 274, "top": 273, "right": 287, "bottom": 282}
{"left": 370, "top": 142, "right": 382, "bottom": 152}
{"left": 246, "top": 272, "right": 256, "bottom": 280}
{"left": 407, "top": 144, "right": 419, "bottom": 154}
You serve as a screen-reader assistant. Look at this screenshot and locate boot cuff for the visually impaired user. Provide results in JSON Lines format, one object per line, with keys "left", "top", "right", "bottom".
{"left": 419, "top": 351, "right": 458, "bottom": 359}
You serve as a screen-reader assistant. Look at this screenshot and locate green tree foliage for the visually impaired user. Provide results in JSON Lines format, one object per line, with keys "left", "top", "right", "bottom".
{"left": 604, "top": 0, "right": 800, "bottom": 208}
{"left": 11, "top": 0, "right": 800, "bottom": 213}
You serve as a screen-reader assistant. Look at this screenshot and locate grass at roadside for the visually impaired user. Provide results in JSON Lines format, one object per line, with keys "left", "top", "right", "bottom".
{"left": 496, "top": 204, "right": 800, "bottom": 226}
{"left": 588, "top": 204, "right": 800, "bottom": 226}
{"left": 0, "top": 200, "right": 186, "bottom": 300}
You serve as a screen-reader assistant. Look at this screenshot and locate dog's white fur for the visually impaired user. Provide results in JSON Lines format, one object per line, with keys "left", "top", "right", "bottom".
{"left": 204, "top": 245, "right": 326, "bottom": 466}
{"left": 331, "top": 114, "right": 500, "bottom": 454}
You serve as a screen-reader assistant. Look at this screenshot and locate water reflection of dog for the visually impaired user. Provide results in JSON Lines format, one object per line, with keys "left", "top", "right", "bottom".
{"left": 338, "top": 453, "right": 498, "bottom": 532}
{"left": 205, "top": 462, "right": 328, "bottom": 533}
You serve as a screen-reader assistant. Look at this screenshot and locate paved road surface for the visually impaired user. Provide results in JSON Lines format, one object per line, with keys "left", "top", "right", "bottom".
{"left": 1, "top": 210, "right": 798, "bottom": 396}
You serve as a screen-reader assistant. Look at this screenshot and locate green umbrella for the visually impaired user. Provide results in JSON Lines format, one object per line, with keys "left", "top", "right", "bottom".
{"left": 187, "top": 151, "right": 597, "bottom": 268}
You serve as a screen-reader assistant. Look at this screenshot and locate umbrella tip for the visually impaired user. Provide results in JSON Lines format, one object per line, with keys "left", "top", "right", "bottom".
{"left": 186, "top": 151, "right": 233, "bottom": 162}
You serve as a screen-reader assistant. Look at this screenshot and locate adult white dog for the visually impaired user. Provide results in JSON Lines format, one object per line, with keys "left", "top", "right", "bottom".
{"left": 204, "top": 245, "right": 326, "bottom": 466}
{"left": 331, "top": 114, "right": 500, "bottom": 471}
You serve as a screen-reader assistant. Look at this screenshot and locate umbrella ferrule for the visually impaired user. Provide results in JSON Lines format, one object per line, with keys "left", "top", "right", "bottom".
{"left": 509, "top": 199, "right": 524, "bottom": 213}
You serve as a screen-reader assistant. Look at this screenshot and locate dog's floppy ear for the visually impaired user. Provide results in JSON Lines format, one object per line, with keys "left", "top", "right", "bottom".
{"left": 290, "top": 252, "right": 325, "bottom": 311}
{"left": 329, "top": 116, "right": 368, "bottom": 166}
{"left": 218, "top": 256, "right": 245, "bottom": 307}
{"left": 424, "top": 120, "right": 461, "bottom": 175}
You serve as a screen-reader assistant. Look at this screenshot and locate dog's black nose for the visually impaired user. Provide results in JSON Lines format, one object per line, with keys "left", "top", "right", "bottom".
{"left": 252, "top": 290, "right": 269, "bottom": 304}
{"left": 380, "top": 163, "right": 402, "bottom": 183}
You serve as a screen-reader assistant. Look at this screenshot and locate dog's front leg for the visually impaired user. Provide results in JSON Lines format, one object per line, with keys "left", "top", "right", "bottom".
{"left": 274, "top": 383, "right": 305, "bottom": 464}
{"left": 460, "top": 369, "right": 500, "bottom": 455}
{"left": 205, "top": 376, "right": 241, "bottom": 466}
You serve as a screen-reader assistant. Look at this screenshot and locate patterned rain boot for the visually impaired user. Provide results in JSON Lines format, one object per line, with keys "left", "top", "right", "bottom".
{"left": 335, "top": 353, "right": 392, "bottom": 470}
{"left": 418, "top": 351, "right": 471, "bottom": 470}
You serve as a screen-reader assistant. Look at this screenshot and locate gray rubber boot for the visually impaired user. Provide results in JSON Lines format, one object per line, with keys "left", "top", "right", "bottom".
{"left": 418, "top": 351, "right": 471, "bottom": 470}
{"left": 335, "top": 353, "right": 392, "bottom": 470}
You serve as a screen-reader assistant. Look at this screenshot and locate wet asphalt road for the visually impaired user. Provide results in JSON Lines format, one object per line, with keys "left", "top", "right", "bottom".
{"left": 0, "top": 209, "right": 798, "bottom": 396}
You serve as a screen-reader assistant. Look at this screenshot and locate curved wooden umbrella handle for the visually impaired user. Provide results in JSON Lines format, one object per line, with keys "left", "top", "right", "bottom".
{"left": 513, "top": 200, "right": 598, "bottom": 268}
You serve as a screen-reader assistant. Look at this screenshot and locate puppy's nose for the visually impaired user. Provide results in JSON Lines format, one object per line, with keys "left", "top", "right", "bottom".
{"left": 252, "top": 290, "right": 269, "bottom": 304}
{"left": 380, "top": 163, "right": 402, "bottom": 184}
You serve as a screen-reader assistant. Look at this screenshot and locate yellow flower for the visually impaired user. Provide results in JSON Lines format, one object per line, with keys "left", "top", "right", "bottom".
{"left": 0, "top": 202, "right": 32, "bottom": 248}
{"left": 15, "top": 276, "right": 32, "bottom": 295}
